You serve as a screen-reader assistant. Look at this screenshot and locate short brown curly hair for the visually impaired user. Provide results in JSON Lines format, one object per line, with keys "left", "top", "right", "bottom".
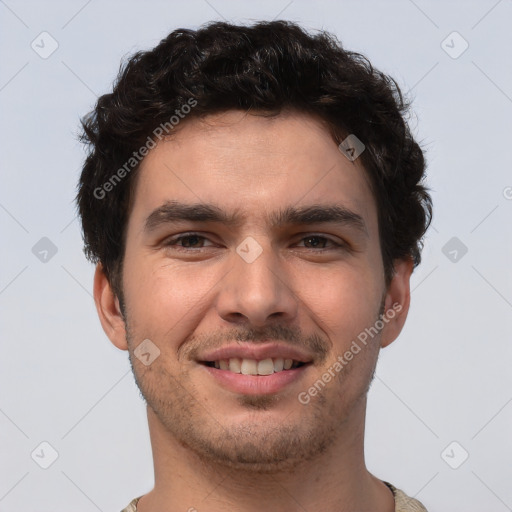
{"left": 76, "top": 20, "right": 432, "bottom": 298}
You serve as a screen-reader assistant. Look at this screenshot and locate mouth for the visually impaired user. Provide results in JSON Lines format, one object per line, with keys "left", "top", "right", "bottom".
{"left": 196, "top": 342, "right": 314, "bottom": 395}
{"left": 200, "top": 357, "right": 309, "bottom": 375}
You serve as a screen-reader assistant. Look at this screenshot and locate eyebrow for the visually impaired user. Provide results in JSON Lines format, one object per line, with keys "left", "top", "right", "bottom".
{"left": 144, "top": 200, "right": 368, "bottom": 236}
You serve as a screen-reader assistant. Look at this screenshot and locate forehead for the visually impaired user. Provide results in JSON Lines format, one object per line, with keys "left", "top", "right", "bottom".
{"left": 129, "top": 110, "right": 377, "bottom": 233}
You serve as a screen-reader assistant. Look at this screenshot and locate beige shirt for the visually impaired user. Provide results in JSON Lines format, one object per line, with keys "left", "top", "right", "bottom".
{"left": 120, "top": 481, "right": 428, "bottom": 511}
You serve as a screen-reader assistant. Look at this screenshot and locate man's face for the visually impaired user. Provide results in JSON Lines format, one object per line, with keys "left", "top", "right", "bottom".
{"left": 105, "top": 110, "right": 409, "bottom": 472}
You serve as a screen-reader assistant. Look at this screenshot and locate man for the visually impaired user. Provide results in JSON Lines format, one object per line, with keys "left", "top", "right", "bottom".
{"left": 77, "top": 20, "right": 432, "bottom": 512}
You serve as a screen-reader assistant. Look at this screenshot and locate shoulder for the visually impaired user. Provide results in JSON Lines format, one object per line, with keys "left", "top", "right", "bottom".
{"left": 120, "top": 496, "right": 142, "bottom": 512}
{"left": 384, "top": 482, "right": 429, "bottom": 512}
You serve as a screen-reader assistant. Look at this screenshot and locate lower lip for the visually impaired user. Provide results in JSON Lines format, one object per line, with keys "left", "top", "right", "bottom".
{"left": 201, "top": 364, "right": 310, "bottom": 395}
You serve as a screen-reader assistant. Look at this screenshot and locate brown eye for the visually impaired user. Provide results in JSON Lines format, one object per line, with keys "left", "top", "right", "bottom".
{"left": 164, "top": 233, "right": 214, "bottom": 249}
{"left": 177, "top": 235, "right": 205, "bottom": 248}
{"left": 303, "top": 236, "right": 328, "bottom": 248}
{"left": 297, "top": 235, "right": 344, "bottom": 250}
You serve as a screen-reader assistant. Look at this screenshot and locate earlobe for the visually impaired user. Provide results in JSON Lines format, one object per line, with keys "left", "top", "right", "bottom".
{"left": 93, "top": 263, "right": 128, "bottom": 351}
{"left": 380, "top": 257, "right": 414, "bottom": 348}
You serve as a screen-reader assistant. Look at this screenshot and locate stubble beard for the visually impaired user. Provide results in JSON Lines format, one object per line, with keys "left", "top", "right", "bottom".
{"left": 122, "top": 302, "right": 383, "bottom": 474}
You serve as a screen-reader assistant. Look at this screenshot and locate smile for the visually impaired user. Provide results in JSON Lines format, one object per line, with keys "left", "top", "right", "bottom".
{"left": 202, "top": 357, "right": 306, "bottom": 375}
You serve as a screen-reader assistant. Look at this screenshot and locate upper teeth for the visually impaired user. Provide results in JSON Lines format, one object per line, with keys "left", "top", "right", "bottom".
{"left": 213, "top": 358, "right": 299, "bottom": 375}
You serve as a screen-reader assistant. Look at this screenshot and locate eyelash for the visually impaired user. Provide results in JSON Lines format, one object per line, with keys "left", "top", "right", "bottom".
{"left": 163, "top": 232, "right": 347, "bottom": 252}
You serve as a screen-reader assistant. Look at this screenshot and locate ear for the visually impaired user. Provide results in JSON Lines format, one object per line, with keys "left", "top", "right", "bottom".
{"left": 380, "top": 257, "right": 414, "bottom": 348}
{"left": 93, "top": 263, "right": 128, "bottom": 350}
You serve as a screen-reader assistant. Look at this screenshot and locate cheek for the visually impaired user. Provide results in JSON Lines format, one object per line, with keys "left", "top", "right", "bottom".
{"left": 295, "top": 264, "right": 383, "bottom": 344}
{"left": 123, "top": 258, "right": 217, "bottom": 346}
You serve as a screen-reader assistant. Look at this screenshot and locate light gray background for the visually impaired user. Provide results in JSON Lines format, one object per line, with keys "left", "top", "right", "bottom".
{"left": 1, "top": 1, "right": 511, "bottom": 511}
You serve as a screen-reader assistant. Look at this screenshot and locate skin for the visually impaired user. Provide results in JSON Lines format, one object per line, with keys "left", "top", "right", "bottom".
{"left": 94, "top": 110, "right": 413, "bottom": 512}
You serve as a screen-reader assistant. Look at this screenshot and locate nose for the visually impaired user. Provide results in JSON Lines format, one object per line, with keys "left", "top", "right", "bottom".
{"left": 215, "top": 240, "right": 299, "bottom": 327}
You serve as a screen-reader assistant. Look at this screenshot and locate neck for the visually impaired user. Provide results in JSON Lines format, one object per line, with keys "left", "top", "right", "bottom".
{"left": 136, "top": 400, "right": 395, "bottom": 512}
